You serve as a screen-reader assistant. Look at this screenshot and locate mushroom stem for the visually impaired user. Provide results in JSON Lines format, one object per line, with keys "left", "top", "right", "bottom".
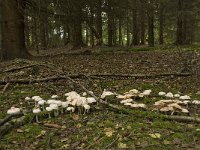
{"left": 35, "top": 115, "right": 39, "bottom": 123}
{"left": 48, "top": 113, "right": 51, "bottom": 119}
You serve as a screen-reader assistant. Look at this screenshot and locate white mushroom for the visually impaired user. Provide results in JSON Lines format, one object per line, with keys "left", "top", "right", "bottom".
{"left": 87, "top": 97, "right": 96, "bottom": 104}
{"left": 61, "top": 102, "right": 68, "bottom": 113}
{"left": 51, "top": 95, "right": 59, "bottom": 99}
{"left": 38, "top": 100, "right": 46, "bottom": 110}
{"left": 158, "top": 92, "right": 166, "bottom": 96}
{"left": 142, "top": 90, "right": 152, "bottom": 96}
{"left": 46, "top": 107, "right": 53, "bottom": 118}
{"left": 7, "top": 107, "right": 21, "bottom": 115}
{"left": 67, "top": 107, "right": 75, "bottom": 114}
{"left": 50, "top": 104, "right": 59, "bottom": 116}
{"left": 179, "top": 95, "right": 191, "bottom": 100}
{"left": 83, "top": 104, "right": 90, "bottom": 114}
{"left": 101, "top": 89, "right": 115, "bottom": 99}
{"left": 174, "top": 94, "right": 181, "bottom": 98}
{"left": 82, "top": 92, "right": 87, "bottom": 96}
{"left": 165, "top": 92, "right": 174, "bottom": 98}
{"left": 33, "top": 108, "right": 41, "bottom": 123}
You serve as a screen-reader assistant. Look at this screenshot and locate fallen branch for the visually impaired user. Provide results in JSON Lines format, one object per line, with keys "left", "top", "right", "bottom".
{"left": 0, "top": 113, "right": 24, "bottom": 126}
{"left": 165, "top": 115, "right": 200, "bottom": 123}
{"left": 0, "top": 72, "right": 191, "bottom": 85}
{"left": 1, "top": 83, "right": 10, "bottom": 93}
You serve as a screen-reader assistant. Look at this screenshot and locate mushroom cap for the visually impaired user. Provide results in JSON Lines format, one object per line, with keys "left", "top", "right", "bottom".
{"left": 124, "top": 102, "right": 132, "bottom": 106}
{"left": 51, "top": 95, "right": 59, "bottom": 99}
{"left": 158, "top": 92, "right": 166, "bottom": 96}
{"left": 82, "top": 92, "right": 87, "bottom": 96}
{"left": 87, "top": 97, "right": 96, "bottom": 104}
{"left": 179, "top": 95, "right": 191, "bottom": 100}
{"left": 47, "top": 99, "right": 58, "bottom": 105}
{"left": 33, "top": 108, "right": 41, "bottom": 114}
{"left": 67, "top": 107, "right": 75, "bottom": 112}
{"left": 49, "top": 104, "right": 59, "bottom": 110}
{"left": 137, "top": 103, "right": 147, "bottom": 108}
{"left": 192, "top": 100, "right": 200, "bottom": 105}
{"left": 32, "top": 96, "right": 42, "bottom": 101}
{"left": 38, "top": 100, "right": 46, "bottom": 105}
{"left": 101, "top": 89, "right": 115, "bottom": 99}
{"left": 128, "top": 89, "right": 139, "bottom": 94}
{"left": 121, "top": 99, "right": 133, "bottom": 104}
{"left": 25, "top": 97, "right": 31, "bottom": 101}
{"left": 7, "top": 107, "right": 21, "bottom": 115}
{"left": 83, "top": 104, "right": 90, "bottom": 109}
{"left": 174, "top": 94, "right": 181, "bottom": 98}
{"left": 182, "top": 109, "right": 189, "bottom": 113}
{"left": 55, "top": 100, "right": 62, "bottom": 107}
{"left": 165, "top": 92, "right": 174, "bottom": 98}
{"left": 61, "top": 102, "right": 68, "bottom": 108}
{"left": 46, "top": 107, "right": 53, "bottom": 112}
{"left": 160, "top": 106, "right": 174, "bottom": 112}
{"left": 142, "top": 90, "right": 152, "bottom": 96}
{"left": 64, "top": 91, "right": 78, "bottom": 97}
{"left": 131, "top": 103, "right": 146, "bottom": 108}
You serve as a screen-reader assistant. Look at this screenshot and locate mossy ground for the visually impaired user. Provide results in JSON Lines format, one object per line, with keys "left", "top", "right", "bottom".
{"left": 1, "top": 80, "right": 200, "bottom": 150}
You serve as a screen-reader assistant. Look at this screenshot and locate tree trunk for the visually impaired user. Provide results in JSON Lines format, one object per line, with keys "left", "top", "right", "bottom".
{"left": 140, "top": 0, "right": 145, "bottom": 45}
{"left": 131, "top": 0, "right": 139, "bottom": 46}
{"left": 147, "top": 0, "right": 154, "bottom": 47}
{"left": 1, "top": 0, "right": 30, "bottom": 59}
{"left": 126, "top": 10, "right": 130, "bottom": 46}
{"left": 96, "top": 0, "right": 103, "bottom": 45}
{"left": 159, "top": 1, "right": 164, "bottom": 45}
{"left": 107, "top": 1, "right": 113, "bottom": 47}
{"left": 176, "top": 0, "right": 184, "bottom": 45}
{"left": 118, "top": 18, "right": 123, "bottom": 46}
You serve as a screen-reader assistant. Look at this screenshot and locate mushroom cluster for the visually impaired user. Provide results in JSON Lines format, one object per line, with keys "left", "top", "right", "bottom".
{"left": 154, "top": 99, "right": 189, "bottom": 115}
{"left": 22, "top": 92, "right": 97, "bottom": 123}
{"left": 116, "top": 89, "right": 150, "bottom": 109}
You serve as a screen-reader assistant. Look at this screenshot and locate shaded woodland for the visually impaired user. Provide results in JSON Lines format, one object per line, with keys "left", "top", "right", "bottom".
{"left": 1, "top": 0, "right": 200, "bottom": 59}
{"left": 1, "top": 1, "right": 200, "bottom": 150}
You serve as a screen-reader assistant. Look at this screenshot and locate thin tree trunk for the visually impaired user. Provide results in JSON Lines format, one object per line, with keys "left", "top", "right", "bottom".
{"left": 107, "top": 1, "right": 113, "bottom": 47}
{"left": 96, "top": 0, "right": 103, "bottom": 45}
{"left": 147, "top": 0, "right": 154, "bottom": 47}
{"left": 139, "top": 0, "right": 145, "bottom": 45}
{"left": 176, "top": 0, "right": 184, "bottom": 45}
{"left": 131, "top": 0, "right": 139, "bottom": 46}
{"left": 118, "top": 18, "right": 123, "bottom": 46}
{"left": 159, "top": 1, "right": 164, "bottom": 45}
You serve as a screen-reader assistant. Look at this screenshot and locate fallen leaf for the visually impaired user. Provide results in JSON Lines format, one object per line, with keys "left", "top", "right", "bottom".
{"left": 104, "top": 128, "right": 114, "bottom": 137}
{"left": 17, "top": 129, "right": 24, "bottom": 133}
{"left": 72, "top": 114, "right": 80, "bottom": 121}
{"left": 149, "top": 133, "right": 161, "bottom": 139}
{"left": 118, "top": 142, "right": 127, "bottom": 148}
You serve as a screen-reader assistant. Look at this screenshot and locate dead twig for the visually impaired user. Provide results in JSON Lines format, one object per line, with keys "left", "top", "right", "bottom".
{"left": 2, "top": 82, "right": 10, "bottom": 93}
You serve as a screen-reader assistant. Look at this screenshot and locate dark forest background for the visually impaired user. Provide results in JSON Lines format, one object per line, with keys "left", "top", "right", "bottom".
{"left": 0, "top": 0, "right": 200, "bottom": 59}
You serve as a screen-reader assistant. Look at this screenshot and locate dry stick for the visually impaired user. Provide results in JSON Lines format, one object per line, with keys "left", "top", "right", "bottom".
{"left": 2, "top": 83, "right": 10, "bottom": 93}
{"left": 166, "top": 115, "right": 200, "bottom": 123}
{"left": 0, "top": 113, "right": 24, "bottom": 126}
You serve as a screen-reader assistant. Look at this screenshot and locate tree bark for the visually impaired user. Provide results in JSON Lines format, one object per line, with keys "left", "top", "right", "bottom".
{"left": 107, "top": 0, "right": 113, "bottom": 47}
{"left": 176, "top": 0, "right": 184, "bottom": 45}
{"left": 131, "top": 0, "right": 139, "bottom": 46}
{"left": 96, "top": 0, "right": 103, "bottom": 45}
{"left": 139, "top": 0, "right": 145, "bottom": 45}
{"left": 159, "top": 1, "right": 164, "bottom": 45}
{"left": 147, "top": 0, "right": 154, "bottom": 47}
{"left": 1, "top": 0, "right": 30, "bottom": 59}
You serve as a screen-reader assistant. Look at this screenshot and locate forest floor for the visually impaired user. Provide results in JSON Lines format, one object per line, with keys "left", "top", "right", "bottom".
{"left": 1, "top": 47, "right": 200, "bottom": 149}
